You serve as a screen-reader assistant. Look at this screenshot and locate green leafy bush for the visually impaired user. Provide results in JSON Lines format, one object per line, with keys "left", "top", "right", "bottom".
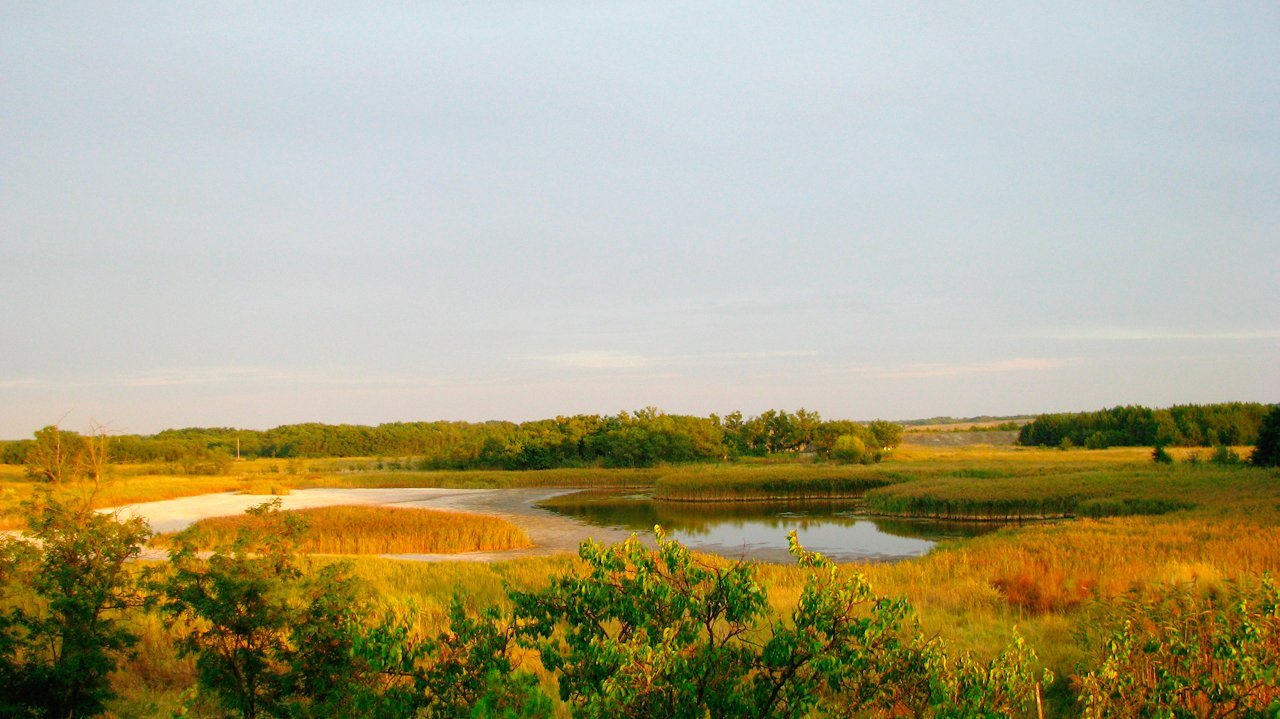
{"left": 1253, "top": 405, "right": 1280, "bottom": 467}
{"left": 1075, "top": 578, "right": 1280, "bottom": 717}
{"left": 511, "top": 528, "right": 1047, "bottom": 718}
{"left": 0, "top": 493, "right": 152, "bottom": 718}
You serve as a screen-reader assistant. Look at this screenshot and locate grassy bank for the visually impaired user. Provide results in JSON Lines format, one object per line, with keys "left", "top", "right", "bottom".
{"left": 652, "top": 463, "right": 898, "bottom": 500}
{"left": 863, "top": 463, "right": 1273, "bottom": 520}
{"left": 161, "top": 505, "right": 531, "bottom": 555}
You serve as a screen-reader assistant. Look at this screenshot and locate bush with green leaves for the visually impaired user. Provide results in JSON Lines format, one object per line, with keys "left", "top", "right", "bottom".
{"left": 164, "top": 500, "right": 388, "bottom": 718}
{"left": 1152, "top": 444, "right": 1174, "bottom": 464}
{"left": 512, "top": 528, "right": 1047, "bottom": 718}
{"left": 1075, "top": 578, "right": 1280, "bottom": 718}
{"left": 0, "top": 493, "right": 152, "bottom": 718}
{"left": 1251, "top": 405, "right": 1280, "bottom": 468}
{"left": 164, "top": 499, "right": 550, "bottom": 719}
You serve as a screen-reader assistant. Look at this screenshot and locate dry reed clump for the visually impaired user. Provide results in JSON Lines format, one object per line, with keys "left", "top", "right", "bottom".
{"left": 170, "top": 505, "right": 531, "bottom": 554}
{"left": 236, "top": 480, "right": 291, "bottom": 495}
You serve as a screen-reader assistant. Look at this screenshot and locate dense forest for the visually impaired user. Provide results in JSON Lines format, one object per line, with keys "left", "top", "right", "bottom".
{"left": 1017, "top": 402, "right": 1272, "bottom": 449}
{"left": 0, "top": 409, "right": 903, "bottom": 471}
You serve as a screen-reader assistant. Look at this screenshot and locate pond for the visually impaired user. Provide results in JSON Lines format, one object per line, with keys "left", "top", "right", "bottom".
{"left": 537, "top": 490, "right": 1008, "bottom": 563}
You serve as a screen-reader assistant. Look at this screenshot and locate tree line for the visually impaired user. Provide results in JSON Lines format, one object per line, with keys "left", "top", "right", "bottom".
{"left": 1017, "top": 402, "right": 1273, "bottom": 449}
{"left": 0, "top": 409, "right": 904, "bottom": 472}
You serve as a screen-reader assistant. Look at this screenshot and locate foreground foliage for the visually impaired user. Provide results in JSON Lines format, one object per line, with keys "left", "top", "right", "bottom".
{"left": 1076, "top": 579, "right": 1280, "bottom": 717}
{"left": 0, "top": 493, "right": 152, "bottom": 718}
{"left": 514, "top": 528, "right": 1046, "bottom": 718}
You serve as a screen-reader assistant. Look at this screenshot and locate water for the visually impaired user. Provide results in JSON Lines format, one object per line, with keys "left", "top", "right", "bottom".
{"left": 537, "top": 491, "right": 1005, "bottom": 563}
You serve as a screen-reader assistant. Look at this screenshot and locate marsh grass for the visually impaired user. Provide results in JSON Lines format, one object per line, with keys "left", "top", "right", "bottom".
{"left": 289, "top": 466, "right": 663, "bottom": 490}
{"left": 653, "top": 464, "right": 898, "bottom": 500}
{"left": 235, "top": 480, "right": 291, "bottom": 495}
{"left": 863, "top": 464, "right": 1274, "bottom": 520}
{"left": 162, "top": 505, "right": 531, "bottom": 555}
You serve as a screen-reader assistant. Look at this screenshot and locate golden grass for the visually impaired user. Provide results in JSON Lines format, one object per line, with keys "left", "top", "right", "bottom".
{"left": 863, "top": 463, "right": 1279, "bottom": 520}
{"left": 164, "top": 505, "right": 531, "bottom": 555}
{"left": 235, "top": 480, "right": 291, "bottom": 495}
{"left": 652, "top": 463, "right": 898, "bottom": 500}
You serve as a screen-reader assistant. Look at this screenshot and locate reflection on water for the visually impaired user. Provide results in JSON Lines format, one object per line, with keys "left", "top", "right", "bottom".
{"left": 538, "top": 491, "right": 1005, "bottom": 563}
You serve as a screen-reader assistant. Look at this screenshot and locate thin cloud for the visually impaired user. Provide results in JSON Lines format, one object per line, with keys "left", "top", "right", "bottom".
{"left": 121, "top": 367, "right": 309, "bottom": 387}
{"left": 2, "top": 367, "right": 468, "bottom": 391}
{"left": 532, "top": 350, "right": 818, "bottom": 370}
{"left": 847, "top": 357, "right": 1066, "bottom": 379}
{"left": 1033, "top": 328, "right": 1280, "bottom": 341}
{"left": 535, "top": 351, "right": 655, "bottom": 370}
{"left": 0, "top": 378, "right": 50, "bottom": 390}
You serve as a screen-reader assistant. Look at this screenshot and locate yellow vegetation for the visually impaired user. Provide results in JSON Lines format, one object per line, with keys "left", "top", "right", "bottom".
{"left": 165, "top": 505, "right": 532, "bottom": 555}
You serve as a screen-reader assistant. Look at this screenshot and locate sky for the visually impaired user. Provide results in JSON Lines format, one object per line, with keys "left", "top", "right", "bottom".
{"left": 2, "top": 3, "right": 1277, "bottom": 438}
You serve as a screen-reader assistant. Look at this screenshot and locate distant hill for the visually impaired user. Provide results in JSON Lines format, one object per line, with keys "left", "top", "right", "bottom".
{"left": 898, "top": 415, "right": 1036, "bottom": 432}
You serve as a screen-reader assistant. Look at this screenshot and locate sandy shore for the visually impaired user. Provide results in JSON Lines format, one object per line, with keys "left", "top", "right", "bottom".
{"left": 106, "top": 487, "right": 635, "bottom": 562}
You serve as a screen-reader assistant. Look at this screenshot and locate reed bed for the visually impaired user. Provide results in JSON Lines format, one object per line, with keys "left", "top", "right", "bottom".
{"left": 652, "top": 464, "right": 899, "bottom": 501}
{"left": 166, "top": 505, "right": 531, "bottom": 554}
{"left": 290, "top": 466, "right": 662, "bottom": 490}
{"left": 863, "top": 464, "right": 1276, "bottom": 520}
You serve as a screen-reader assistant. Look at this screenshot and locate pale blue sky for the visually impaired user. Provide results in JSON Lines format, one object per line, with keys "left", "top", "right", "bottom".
{"left": 2, "top": 3, "right": 1277, "bottom": 437}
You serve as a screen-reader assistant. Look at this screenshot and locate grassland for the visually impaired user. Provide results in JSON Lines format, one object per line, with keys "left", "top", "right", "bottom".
{"left": 3, "top": 445, "right": 1279, "bottom": 717}
{"left": 652, "top": 463, "right": 897, "bottom": 500}
{"left": 159, "top": 505, "right": 531, "bottom": 555}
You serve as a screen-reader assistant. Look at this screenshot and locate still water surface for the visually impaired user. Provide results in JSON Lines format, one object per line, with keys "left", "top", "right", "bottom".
{"left": 537, "top": 491, "right": 1005, "bottom": 563}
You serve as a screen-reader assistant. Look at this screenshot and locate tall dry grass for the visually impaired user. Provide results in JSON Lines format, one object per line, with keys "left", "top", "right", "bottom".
{"left": 165, "top": 505, "right": 531, "bottom": 555}
{"left": 864, "top": 464, "right": 1279, "bottom": 520}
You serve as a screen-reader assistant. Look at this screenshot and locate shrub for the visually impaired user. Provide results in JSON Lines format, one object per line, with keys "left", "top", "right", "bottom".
{"left": 831, "top": 433, "right": 869, "bottom": 463}
{"left": 1152, "top": 444, "right": 1173, "bottom": 464}
{"left": 1075, "top": 578, "right": 1280, "bottom": 717}
{"left": 1210, "top": 445, "right": 1242, "bottom": 466}
{"left": 511, "top": 528, "right": 1047, "bottom": 718}
{"left": 1250, "top": 405, "right": 1280, "bottom": 468}
{"left": 0, "top": 493, "right": 153, "bottom": 718}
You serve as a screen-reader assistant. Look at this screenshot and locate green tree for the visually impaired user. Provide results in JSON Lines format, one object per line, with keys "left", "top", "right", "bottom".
{"left": 165, "top": 500, "right": 312, "bottom": 719}
{"left": 165, "top": 500, "right": 548, "bottom": 719}
{"left": 1152, "top": 444, "right": 1173, "bottom": 464}
{"left": 0, "top": 493, "right": 152, "bottom": 718}
{"left": 512, "top": 529, "right": 1043, "bottom": 718}
{"left": 831, "top": 434, "right": 869, "bottom": 463}
{"left": 24, "top": 426, "right": 85, "bottom": 485}
{"left": 1251, "top": 405, "right": 1280, "bottom": 468}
